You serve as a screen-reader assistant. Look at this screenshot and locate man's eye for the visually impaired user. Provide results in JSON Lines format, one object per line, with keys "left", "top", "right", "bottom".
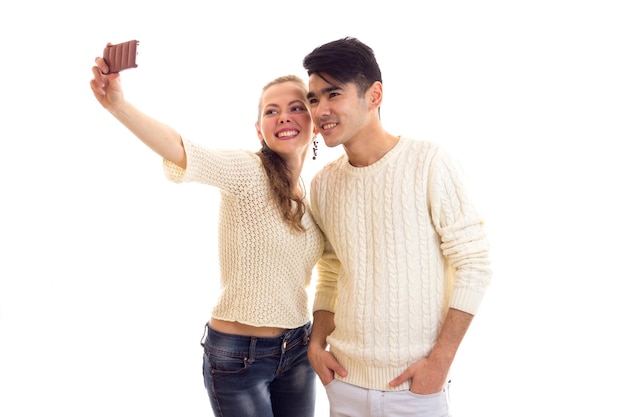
{"left": 308, "top": 98, "right": 318, "bottom": 105}
{"left": 329, "top": 92, "right": 339, "bottom": 98}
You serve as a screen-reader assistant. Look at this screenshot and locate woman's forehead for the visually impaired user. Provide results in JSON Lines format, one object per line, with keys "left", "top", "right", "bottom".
{"left": 262, "top": 82, "right": 306, "bottom": 104}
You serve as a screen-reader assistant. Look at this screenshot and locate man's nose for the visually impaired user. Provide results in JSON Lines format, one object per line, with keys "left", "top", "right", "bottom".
{"left": 313, "top": 101, "right": 330, "bottom": 118}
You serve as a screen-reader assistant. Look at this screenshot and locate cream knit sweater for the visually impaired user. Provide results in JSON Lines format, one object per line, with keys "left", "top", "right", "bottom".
{"left": 163, "top": 139, "right": 325, "bottom": 329}
{"left": 310, "top": 137, "right": 491, "bottom": 391}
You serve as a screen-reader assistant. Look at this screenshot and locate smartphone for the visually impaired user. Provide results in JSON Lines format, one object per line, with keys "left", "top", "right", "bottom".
{"left": 103, "top": 40, "right": 139, "bottom": 73}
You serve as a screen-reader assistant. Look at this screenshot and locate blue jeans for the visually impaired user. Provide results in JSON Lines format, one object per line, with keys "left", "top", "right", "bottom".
{"left": 201, "top": 322, "right": 316, "bottom": 417}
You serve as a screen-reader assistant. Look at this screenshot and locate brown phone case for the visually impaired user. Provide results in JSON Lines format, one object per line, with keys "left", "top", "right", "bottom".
{"left": 103, "top": 40, "right": 139, "bottom": 73}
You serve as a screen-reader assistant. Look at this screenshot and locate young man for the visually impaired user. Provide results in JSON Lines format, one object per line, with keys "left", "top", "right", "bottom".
{"left": 303, "top": 37, "right": 492, "bottom": 416}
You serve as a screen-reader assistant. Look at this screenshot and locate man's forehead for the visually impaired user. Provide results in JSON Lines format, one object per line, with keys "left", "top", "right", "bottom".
{"left": 308, "top": 73, "right": 345, "bottom": 94}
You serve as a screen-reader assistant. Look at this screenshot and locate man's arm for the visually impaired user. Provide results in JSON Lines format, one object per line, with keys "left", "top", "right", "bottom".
{"left": 389, "top": 146, "right": 490, "bottom": 393}
{"left": 389, "top": 308, "right": 473, "bottom": 393}
{"left": 307, "top": 310, "right": 347, "bottom": 385}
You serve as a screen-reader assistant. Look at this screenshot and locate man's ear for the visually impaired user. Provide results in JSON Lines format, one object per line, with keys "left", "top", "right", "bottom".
{"left": 313, "top": 125, "right": 319, "bottom": 135}
{"left": 368, "top": 81, "right": 383, "bottom": 109}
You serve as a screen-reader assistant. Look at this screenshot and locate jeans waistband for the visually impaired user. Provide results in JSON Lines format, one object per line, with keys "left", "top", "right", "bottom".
{"left": 201, "top": 321, "right": 311, "bottom": 359}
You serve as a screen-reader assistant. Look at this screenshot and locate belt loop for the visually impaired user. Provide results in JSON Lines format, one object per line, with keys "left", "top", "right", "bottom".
{"left": 281, "top": 328, "right": 293, "bottom": 353}
{"left": 302, "top": 321, "right": 311, "bottom": 345}
{"left": 247, "top": 337, "right": 257, "bottom": 364}
{"left": 199, "top": 322, "right": 209, "bottom": 347}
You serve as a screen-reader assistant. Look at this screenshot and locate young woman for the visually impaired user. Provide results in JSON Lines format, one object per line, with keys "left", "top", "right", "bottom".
{"left": 90, "top": 52, "right": 324, "bottom": 417}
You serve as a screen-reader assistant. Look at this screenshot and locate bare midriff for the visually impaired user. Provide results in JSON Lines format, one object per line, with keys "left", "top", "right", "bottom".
{"left": 209, "top": 318, "right": 287, "bottom": 338}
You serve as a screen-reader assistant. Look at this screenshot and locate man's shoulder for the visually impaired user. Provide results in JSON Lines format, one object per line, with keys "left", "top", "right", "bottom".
{"left": 390, "top": 137, "right": 443, "bottom": 165}
{"left": 399, "top": 136, "right": 440, "bottom": 152}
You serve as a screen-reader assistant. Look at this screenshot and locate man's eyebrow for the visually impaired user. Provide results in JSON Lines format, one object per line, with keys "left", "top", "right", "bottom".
{"left": 307, "top": 85, "right": 341, "bottom": 99}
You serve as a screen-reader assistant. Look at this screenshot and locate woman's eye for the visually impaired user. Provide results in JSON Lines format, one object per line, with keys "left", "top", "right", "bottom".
{"left": 291, "top": 105, "right": 305, "bottom": 112}
{"left": 265, "top": 109, "right": 278, "bottom": 116}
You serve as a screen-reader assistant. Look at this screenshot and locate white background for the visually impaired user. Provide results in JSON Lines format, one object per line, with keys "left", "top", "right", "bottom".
{"left": 1, "top": 1, "right": 625, "bottom": 416}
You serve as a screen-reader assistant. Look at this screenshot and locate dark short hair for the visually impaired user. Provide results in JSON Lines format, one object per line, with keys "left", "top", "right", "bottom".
{"left": 303, "top": 37, "right": 382, "bottom": 96}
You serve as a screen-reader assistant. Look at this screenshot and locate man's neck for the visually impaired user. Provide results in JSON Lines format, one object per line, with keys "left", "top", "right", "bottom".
{"left": 344, "top": 130, "right": 399, "bottom": 167}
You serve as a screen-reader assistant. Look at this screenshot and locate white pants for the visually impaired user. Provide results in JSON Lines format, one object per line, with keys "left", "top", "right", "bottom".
{"left": 324, "top": 379, "right": 451, "bottom": 417}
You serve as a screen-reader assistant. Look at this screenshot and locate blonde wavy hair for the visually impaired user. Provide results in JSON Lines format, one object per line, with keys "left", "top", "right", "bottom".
{"left": 256, "top": 75, "right": 310, "bottom": 233}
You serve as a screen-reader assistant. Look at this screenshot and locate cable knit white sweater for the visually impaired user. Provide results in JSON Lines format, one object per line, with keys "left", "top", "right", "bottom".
{"left": 163, "top": 139, "right": 325, "bottom": 329}
{"left": 310, "top": 137, "right": 492, "bottom": 391}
